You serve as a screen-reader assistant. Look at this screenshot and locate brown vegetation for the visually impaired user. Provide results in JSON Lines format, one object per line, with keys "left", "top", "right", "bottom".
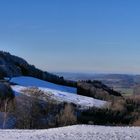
{"left": 56, "top": 103, "right": 77, "bottom": 126}
{"left": 77, "top": 80, "right": 122, "bottom": 101}
{"left": 79, "top": 95, "right": 140, "bottom": 126}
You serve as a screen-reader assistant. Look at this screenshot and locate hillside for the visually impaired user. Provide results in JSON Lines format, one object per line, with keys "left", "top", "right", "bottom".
{"left": 77, "top": 80, "right": 122, "bottom": 101}
{"left": 0, "top": 76, "right": 108, "bottom": 129}
{"left": 0, "top": 51, "right": 76, "bottom": 87}
{"left": 0, "top": 51, "right": 122, "bottom": 100}
{"left": 11, "top": 76, "right": 106, "bottom": 109}
{"left": 1, "top": 51, "right": 134, "bottom": 129}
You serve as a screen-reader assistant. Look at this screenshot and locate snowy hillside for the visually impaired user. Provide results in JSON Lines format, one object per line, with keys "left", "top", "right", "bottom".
{"left": 0, "top": 125, "right": 139, "bottom": 140}
{"left": 10, "top": 76, "right": 76, "bottom": 94}
{"left": 10, "top": 76, "right": 107, "bottom": 108}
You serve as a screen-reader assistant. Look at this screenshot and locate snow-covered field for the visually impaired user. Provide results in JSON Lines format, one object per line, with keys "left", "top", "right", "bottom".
{"left": 10, "top": 76, "right": 107, "bottom": 108}
{"left": 10, "top": 76, "right": 76, "bottom": 94}
{"left": 0, "top": 125, "right": 140, "bottom": 140}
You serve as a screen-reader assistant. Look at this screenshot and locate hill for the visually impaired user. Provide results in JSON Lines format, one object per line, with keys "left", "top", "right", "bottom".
{"left": 0, "top": 51, "right": 76, "bottom": 87}
{"left": 0, "top": 51, "right": 122, "bottom": 100}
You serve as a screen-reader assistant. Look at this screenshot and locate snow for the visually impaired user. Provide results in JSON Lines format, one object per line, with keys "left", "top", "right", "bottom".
{"left": 0, "top": 125, "right": 139, "bottom": 140}
{"left": 10, "top": 76, "right": 107, "bottom": 108}
{"left": 12, "top": 85, "right": 107, "bottom": 108}
{"left": 10, "top": 76, "right": 76, "bottom": 94}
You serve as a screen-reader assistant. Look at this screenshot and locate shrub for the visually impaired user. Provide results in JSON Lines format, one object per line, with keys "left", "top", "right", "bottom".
{"left": 21, "top": 87, "right": 44, "bottom": 97}
{"left": 56, "top": 103, "right": 77, "bottom": 126}
{"left": 21, "top": 87, "right": 57, "bottom": 104}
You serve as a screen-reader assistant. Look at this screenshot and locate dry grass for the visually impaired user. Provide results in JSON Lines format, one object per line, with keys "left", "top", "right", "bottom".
{"left": 133, "top": 118, "right": 140, "bottom": 126}
{"left": 126, "top": 95, "right": 140, "bottom": 105}
{"left": 21, "top": 87, "right": 44, "bottom": 96}
{"left": 21, "top": 87, "right": 55, "bottom": 102}
{"left": 111, "top": 99, "right": 126, "bottom": 111}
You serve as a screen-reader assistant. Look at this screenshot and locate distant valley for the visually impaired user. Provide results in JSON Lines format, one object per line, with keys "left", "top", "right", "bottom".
{"left": 56, "top": 72, "right": 140, "bottom": 96}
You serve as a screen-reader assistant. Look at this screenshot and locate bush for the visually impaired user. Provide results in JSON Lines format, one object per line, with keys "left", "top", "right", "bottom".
{"left": 56, "top": 103, "right": 77, "bottom": 126}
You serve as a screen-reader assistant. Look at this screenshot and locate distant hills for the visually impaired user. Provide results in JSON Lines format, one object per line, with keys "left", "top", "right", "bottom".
{"left": 56, "top": 72, "right": 135, "bottom": 88}
{"left": 56, "top": 72, "right": 140, "bottom": 95}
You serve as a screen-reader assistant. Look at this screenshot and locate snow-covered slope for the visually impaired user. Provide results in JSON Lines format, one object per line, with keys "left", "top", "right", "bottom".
{"left": 0, "top": 125, "right": 139, "bottom": 140}
{"left": 12, "top": 85, "right": 107, "bottom": 108}
{"left": 10, "top": 76, "right": 76, "bottom": 94}
{"left": 10, "top": 76, "right": 107, "bottom": 108}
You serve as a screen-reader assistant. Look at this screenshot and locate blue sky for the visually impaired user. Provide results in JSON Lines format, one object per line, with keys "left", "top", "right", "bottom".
{"left": 1, "top": 0, "right": 140, "bottom": 74}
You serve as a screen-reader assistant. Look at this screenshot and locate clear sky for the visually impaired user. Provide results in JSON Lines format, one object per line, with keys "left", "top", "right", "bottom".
{"left": 1, "top": 0, "right": 140, "bottom": 74}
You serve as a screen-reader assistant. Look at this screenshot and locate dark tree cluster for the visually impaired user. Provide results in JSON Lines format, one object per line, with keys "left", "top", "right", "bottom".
{"left": 77, "top": 80, "right": 122, "bottom": 101}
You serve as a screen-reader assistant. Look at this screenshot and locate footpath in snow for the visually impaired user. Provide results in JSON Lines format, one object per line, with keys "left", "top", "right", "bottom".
{"left": 0, "top": 125, "right": 139, "bottom": 140}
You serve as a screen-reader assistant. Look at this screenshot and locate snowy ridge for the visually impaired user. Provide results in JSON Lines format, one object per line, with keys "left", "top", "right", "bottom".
{"left": 0, "top": 125, "right": 140, "bottom": 140}
{"left": 11, "top": 76, "right": 107, "bottom": 108}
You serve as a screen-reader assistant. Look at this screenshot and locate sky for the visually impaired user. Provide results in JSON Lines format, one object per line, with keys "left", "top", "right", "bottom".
{"left": 1, "top": 0, "right": 140, "bottom": 74}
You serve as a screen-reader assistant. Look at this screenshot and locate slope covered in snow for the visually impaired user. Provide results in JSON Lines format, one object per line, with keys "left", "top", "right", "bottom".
{"left": 10, "top": 76, "right": 76, "bottom": 94}
{"left": 0, "top": 125, "right": 139, "bottom": 140}
{"left": 11, "top": 76, "right": 107, "bottom": 108}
